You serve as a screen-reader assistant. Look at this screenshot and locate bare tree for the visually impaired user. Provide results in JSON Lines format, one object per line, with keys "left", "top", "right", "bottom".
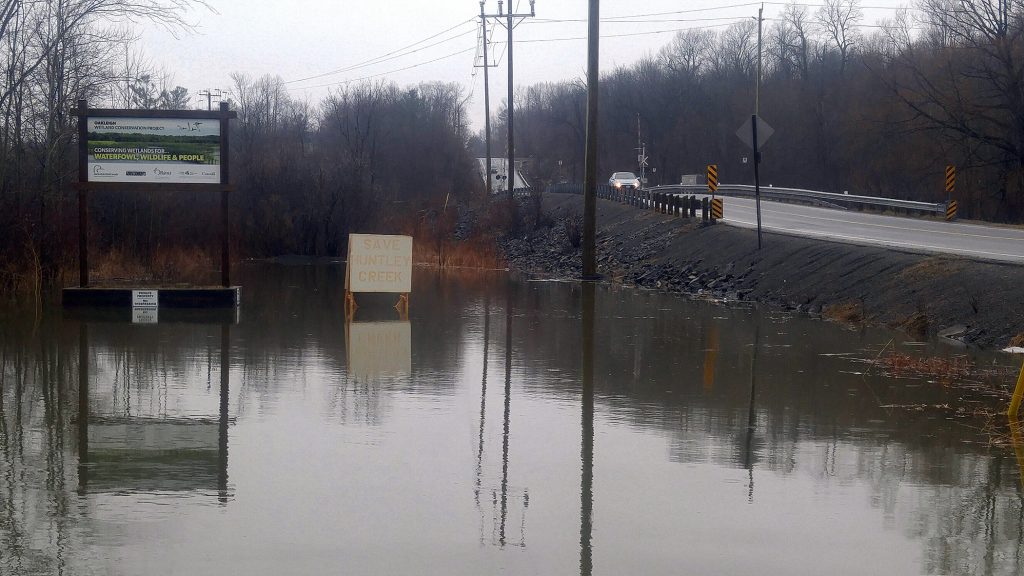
{"left": 783, "top": 2, "right": 815, "bottom": 80}
{"left": 659, "top": 28, "right": 713, "bottom": 79}
{"left": 816, "top": 0, "right": 863, "bottom": 75}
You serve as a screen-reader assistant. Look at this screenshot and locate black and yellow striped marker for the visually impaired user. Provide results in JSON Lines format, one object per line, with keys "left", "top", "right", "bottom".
{"left": 946, "top": 200, "right": 958, "bottom": 221}
{"left": 707, "top": 164, "right": 718, "bottom": 194}
{"left": 945, "top": 165, "right": 956, "bottom": 193}
{"left": 711, "top": 198, "right": 723, "bottom": 220}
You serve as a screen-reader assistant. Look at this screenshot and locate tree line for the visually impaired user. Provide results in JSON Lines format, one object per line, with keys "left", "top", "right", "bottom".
{"left": 0, "top": 0, "right": 478, "bottom": 296}
{"left": 3, "top": 0, "right": 1024, "bottom": 296}
{"left": 501, "top": 0, "right": 1024, "bottom": 222}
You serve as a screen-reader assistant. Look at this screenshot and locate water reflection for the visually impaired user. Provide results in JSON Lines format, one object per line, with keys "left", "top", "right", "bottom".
{"left": 474, "top": 295, "right": 489, "bottom": 542}
{"left": 1, "top": 264, "right": 1023, "bottom": 574}
{"left": 76, "top": 321, "right": 232, "bottom": 500}
{"left": 580, "top": 281, "right": 595, "bottom": 576}
{"left": 744, "top": 324, "right": 759, "bottom": 503}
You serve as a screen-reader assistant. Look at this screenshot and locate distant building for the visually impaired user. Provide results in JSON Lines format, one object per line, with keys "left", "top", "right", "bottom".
{"left": 477, "top": 158, "right": 531, "bottom": 194}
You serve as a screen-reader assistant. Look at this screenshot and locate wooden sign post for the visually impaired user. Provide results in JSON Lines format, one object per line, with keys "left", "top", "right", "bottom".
{"left": 72, "top": 100, "right": 236, "bottom": 288}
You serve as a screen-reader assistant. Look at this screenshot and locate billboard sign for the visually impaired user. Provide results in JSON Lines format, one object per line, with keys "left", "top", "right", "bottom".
{"left": 86, "top": 117, "right": 220, "bottom": 184}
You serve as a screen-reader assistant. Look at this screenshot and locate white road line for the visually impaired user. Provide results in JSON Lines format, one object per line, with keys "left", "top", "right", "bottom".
{"left": 754, "top": 204, "right": 1024, "bottom": 243}
{"left": 723, "top": 217, "right": 1023, "bottom": 261}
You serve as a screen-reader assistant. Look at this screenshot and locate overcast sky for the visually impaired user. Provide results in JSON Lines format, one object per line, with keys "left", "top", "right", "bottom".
{"left": 141, "top": 1, "right": 913, "bottom": 129}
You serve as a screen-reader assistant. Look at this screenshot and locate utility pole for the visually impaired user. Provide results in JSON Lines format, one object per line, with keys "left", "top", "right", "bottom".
{"left": 582, "top": 0, "right": 599, "bottom": 279}
{"left": 477, "top": 2, "right": 497, "bottom": 197}
{"left": 482, "top": 1, "right": 535, "bottom": 201}
{"left": 198, "top": 89, "right": 223, "bottom": 111}
{"left": 636, "top": 113, "right": 647, "bottom": 185}
{"left": 755, "top": 5, "right": 763, "bottom": 117}
{"left": 754, "top": 5, "right": 764, "bottom": 248}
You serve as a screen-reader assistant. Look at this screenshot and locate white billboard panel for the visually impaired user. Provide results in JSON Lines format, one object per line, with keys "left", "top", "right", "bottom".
{"left": 86, "top": 117, "right": 221, "bottom": 184}
{"left": 346, "top": 234, "right": 413, "bottom": 293}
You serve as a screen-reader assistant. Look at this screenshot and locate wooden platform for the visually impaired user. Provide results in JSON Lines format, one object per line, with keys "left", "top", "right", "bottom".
{"left": 63, "top": 286, "right": 240, "bottom": 308}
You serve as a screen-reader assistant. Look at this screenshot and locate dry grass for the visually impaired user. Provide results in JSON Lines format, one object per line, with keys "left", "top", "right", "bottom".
{"left": 91, "top": 246, "right": 216, "bottom": 286}
{"left": 413, "top": 238, "right": 505, "bottom": 269}
{"left": 897, "top": 312, "right": 930, "bottom": 340}
{"left": 898, "top": 257, "right": 964, "bottom": 282}
{"left": 823, "top": 301, "right": 864, "bottom": 324}
{"left": 874, "top": 352, "right": 974, "bottom": 382}
{"left": 1009, "top": 332, "right": 1024, "bottom": 348}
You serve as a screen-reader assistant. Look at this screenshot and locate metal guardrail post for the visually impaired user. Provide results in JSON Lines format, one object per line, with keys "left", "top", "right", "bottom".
{"left": 701, "top": 197, "right": 709, "bottom": 222}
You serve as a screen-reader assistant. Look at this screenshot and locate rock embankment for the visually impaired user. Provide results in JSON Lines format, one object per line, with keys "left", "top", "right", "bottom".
{"left": 499, "top": 194, "right": 1024, "bottom": 350}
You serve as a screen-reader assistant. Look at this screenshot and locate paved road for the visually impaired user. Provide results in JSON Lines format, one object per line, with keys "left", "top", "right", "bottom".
{"left": 698, "top": 195, "right": 1024, "bottom": 264}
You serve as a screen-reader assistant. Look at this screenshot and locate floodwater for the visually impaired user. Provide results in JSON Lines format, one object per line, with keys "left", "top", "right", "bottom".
{"left": 1, "top": 263, "right": 1023, "bottom": 575}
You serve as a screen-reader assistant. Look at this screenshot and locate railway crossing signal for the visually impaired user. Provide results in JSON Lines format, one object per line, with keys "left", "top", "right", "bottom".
{"left": 707, "top": 164, "right": 718, "bottom": 195}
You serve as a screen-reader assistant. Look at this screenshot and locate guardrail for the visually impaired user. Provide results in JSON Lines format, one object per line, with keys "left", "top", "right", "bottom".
{"left": 648, "top": 183, "right": 947, "bottom": 214}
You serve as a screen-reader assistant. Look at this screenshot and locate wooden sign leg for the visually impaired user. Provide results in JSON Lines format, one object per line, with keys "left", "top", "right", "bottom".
{"left": 345, "top": 290, "right": 358, "bottom": 320}
{"left": 395, "top": 293, "right": 409, "bottom": 315}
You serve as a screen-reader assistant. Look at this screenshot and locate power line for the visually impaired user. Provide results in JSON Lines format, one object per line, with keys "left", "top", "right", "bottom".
{"left": 601, "top": 2, "right": 767, "bottom": 20}
{"left": 285, "top": 18, "right": 477, "bottom": 85}
{"left": 762, "top": 2, "right": 915, "bottom": 9}
{"left": 489, "top": 21, "right": 747, "bottom": 45}
{"left": 531, "top": 16, "right": 760, "bottom": 24}
{"left": 290, "top": 46, "right": 477, "bottom": 91}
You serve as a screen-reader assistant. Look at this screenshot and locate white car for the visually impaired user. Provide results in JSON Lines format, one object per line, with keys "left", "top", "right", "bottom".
{"left": 608, "top": 171, "right": 641, "bottom": 190}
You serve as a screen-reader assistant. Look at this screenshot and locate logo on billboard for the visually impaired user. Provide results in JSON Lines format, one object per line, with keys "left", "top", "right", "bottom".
{"left": 92, "top": 165, "right": 118, "bottom": 177}
{"left": 153, "top": 167, "right": 173, "bottom": 177}
{"left": 125, "top": 170, "right": 147, "bottom": 177}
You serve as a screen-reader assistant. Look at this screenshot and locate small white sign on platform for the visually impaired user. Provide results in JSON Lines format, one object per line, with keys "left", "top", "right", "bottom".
{"left": 345, "top": 234, "right": 413, "bottom": 293}
{"left": 132, "top": 308, "right": 159, "bottom": 324}
{"left": 132, "top": 290, "right": 159, "bottom": 308}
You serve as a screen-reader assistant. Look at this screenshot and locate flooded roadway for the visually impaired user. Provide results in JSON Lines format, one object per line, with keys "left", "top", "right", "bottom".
{"left": 1, "top": 263, "right": 1022, "bottom": 575}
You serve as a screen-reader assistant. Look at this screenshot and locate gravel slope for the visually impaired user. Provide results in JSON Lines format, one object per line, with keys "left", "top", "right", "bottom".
{"left": 500, "top": 193, "right": 1024, "bottom": 349}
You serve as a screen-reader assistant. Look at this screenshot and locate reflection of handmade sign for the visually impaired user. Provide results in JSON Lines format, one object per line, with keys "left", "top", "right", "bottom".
{"left": 346, "top": 321, "right": 411, "bottom": 379}
{"left": 345, "top": 234, "right": 413, "bottom": 293}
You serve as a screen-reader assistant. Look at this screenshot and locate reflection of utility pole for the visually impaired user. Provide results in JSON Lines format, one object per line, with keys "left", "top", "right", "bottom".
{"left": 500, "top": 281, "right": 513, "bottom": 546}
{"left": 580, "top": 283, "right": 596, "bottom": 576}
{"left": 475, "top": 296, "right": 490, "bottom": 533}
{"left": 743, "top": 323, "right": 760, "bottom": 503}
{"left": 482, "top": 1, "right": 536, "bottom": 200}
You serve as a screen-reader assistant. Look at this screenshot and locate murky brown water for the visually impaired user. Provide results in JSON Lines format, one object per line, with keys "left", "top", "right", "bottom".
{"left": 1, "top": 263, "right": 1022, "bottom": 575}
